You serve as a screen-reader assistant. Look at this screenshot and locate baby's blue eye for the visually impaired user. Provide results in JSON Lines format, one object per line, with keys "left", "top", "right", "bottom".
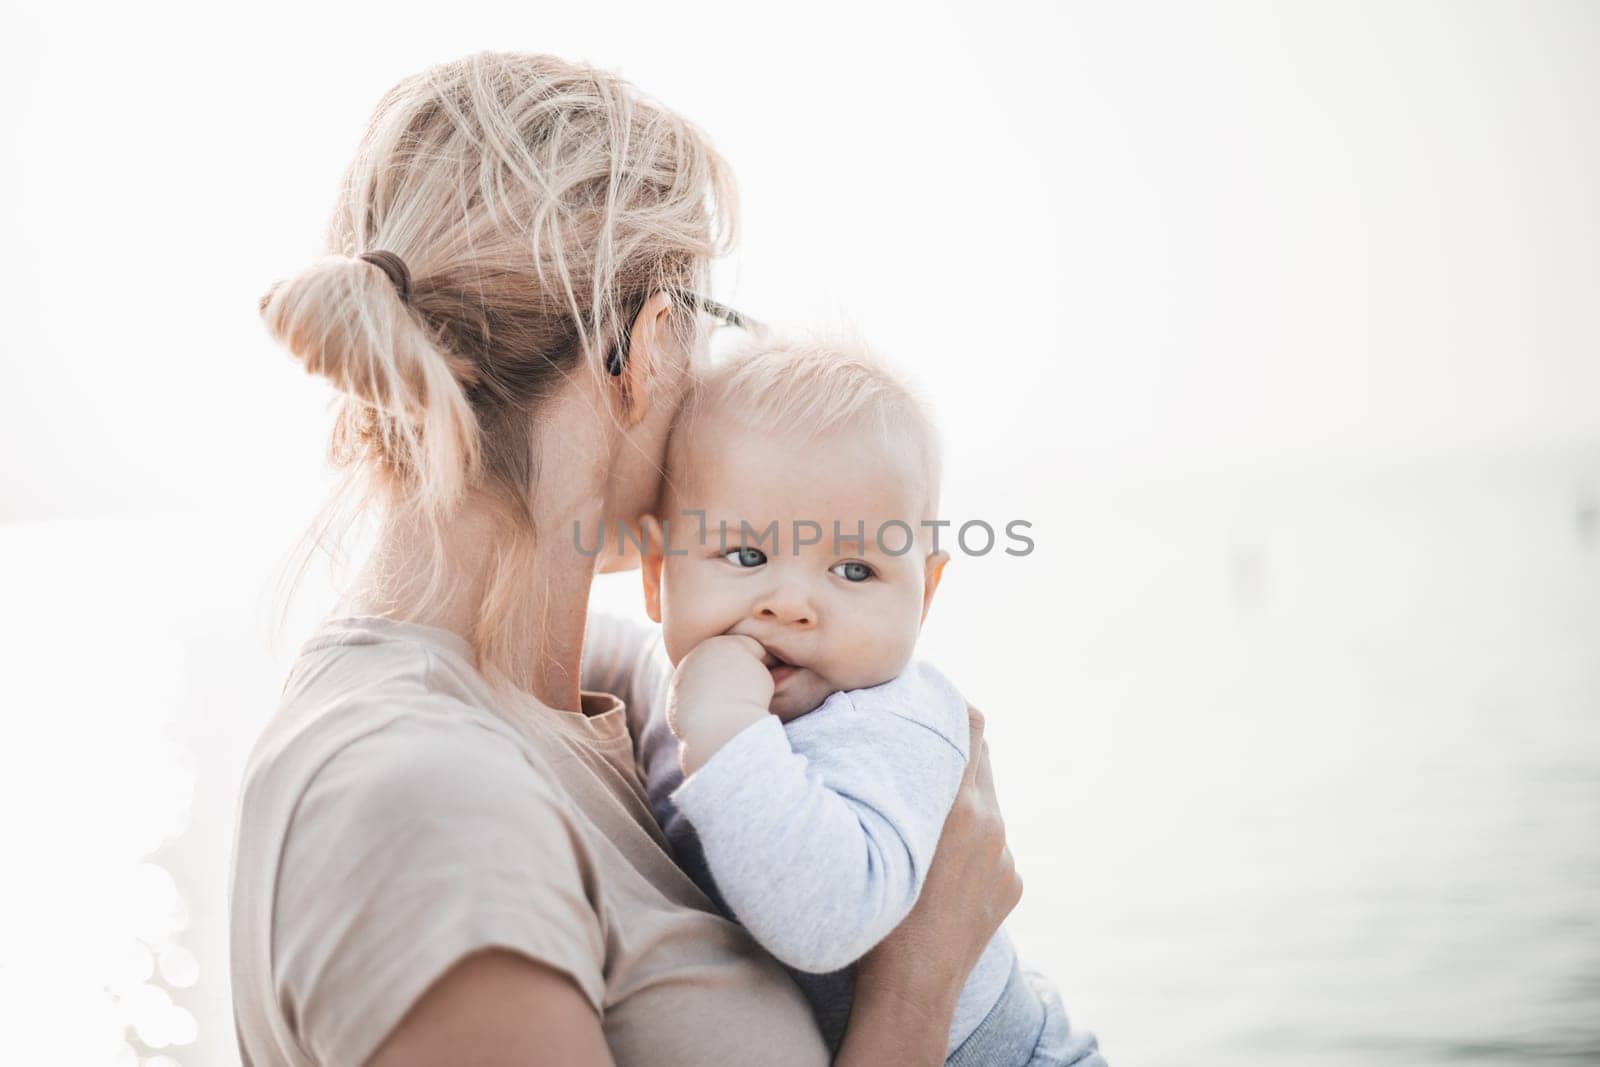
{"left": 723, "top": 546, "right": 768, "bottom": 568}
{"left": 830, "top": 561, "right": 874, "bottom": 582}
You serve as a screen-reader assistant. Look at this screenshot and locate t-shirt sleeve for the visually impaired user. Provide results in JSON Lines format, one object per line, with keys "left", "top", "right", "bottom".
{"left": 272, "top": 705, "right": 606, "bottom": 1067}
{"left": 581, "top": 610, "right": 673, "bottom": 750}
{"left": 580, "top": 609, "right": 682, "bottom": 833}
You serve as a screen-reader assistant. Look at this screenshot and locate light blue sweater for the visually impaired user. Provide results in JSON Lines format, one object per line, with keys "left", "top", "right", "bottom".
{"left": 634, "top": 652, "right": 1016, "bottom": 1054}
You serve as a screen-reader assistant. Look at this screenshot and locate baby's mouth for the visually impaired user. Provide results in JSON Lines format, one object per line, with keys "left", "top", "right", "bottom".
{"left": 757, "top": 645, "right": 802, "bottom": 684}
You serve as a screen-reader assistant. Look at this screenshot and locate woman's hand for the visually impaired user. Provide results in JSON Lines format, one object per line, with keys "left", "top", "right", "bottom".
{"left": 835, "top": 704, "right": 1021, "bottom": 1065}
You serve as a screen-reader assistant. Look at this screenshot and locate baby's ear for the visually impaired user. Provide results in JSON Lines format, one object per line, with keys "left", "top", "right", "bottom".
{"left": 640, "top": 514, "right": 667, "bottom": 623}
{"left": 920, "top": 550, "right": 950, "bottom": 623}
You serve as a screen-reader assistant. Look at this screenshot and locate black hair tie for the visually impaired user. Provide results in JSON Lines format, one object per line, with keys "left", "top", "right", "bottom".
{"left": 359, "top": 250, "right": 412, "bottom": 304}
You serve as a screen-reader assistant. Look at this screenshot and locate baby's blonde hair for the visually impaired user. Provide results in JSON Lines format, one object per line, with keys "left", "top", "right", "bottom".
{"left": 668, "top": 330, "right": 943, "bottom": 518}
{"left": 260, "top": 52, "right": 736, "bottom": 677}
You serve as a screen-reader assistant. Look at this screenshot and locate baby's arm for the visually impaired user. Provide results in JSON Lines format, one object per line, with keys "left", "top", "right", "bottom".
{"left": 669, "top": 642, "right": 970, "bottom": 974}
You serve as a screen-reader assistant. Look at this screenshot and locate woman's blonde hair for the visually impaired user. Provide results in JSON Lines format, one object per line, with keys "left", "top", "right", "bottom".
{"left": 260, "top": 51, "right": 736, "bottom": 678}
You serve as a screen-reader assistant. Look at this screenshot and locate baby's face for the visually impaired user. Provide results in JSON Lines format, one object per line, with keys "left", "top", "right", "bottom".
{"left": 644, "top": 414, "right": 946, "bottom": 721}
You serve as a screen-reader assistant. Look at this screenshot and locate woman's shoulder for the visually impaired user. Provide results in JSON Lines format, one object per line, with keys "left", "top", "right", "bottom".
{"left": 233, "top": 618, "right": 609, "bottom": 1067}
{"left": 239, "top": 615, "right": 570, "bottom": 852}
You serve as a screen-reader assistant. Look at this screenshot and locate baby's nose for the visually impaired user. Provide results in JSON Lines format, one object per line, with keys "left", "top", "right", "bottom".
{"left": 755, "top": 587, "right": 815, "bottom": 627}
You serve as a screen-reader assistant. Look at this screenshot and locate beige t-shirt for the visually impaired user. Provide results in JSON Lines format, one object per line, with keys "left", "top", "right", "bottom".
{"left": 229, "top": 614, "right": 829, "bottom": 1066}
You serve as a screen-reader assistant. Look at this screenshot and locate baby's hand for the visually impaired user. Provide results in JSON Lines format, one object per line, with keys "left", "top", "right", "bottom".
{"left": 668, "top": 634, "right": 775, "bottom": 777}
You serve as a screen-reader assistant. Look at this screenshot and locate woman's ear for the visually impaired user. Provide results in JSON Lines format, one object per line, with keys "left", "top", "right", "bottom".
{"left": 614, "top": 291, "right": 676, "bottom": 426}
{"left": 920, "top": 551, "right": 950, "bottom": 623}
{"left": 640, "top": 514, "right": 667, "bottom": 623}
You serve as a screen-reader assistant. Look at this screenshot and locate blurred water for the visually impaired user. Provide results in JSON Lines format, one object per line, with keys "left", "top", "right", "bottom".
{"left": 5, "top": 445, "right": 1595, "bottom": 1065}
{"left": 939, "top": 448, "right": 1600, "bottom": 1066}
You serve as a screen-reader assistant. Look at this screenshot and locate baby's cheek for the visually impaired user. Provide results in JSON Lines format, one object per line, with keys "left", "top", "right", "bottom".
{"left": 659, "top": 575, "right": 718, "bottom": 665}
{"left": 829, "top": 605, "right": 921, "bottom": 688}
{"left": 660, "top": 618, "right": 695, "bottom": 666}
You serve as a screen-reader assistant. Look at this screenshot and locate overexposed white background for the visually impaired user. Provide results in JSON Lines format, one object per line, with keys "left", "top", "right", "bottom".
{"left": 2, "top": 2, "right": 1596, "bottom": 1064}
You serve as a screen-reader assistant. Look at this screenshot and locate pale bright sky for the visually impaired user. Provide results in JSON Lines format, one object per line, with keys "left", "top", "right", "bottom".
{"left": 2, "top": 0, "right": 1595, "bottom": 523}
{"left": 3, "top": 5, "right": 1598, "bottom": 1064}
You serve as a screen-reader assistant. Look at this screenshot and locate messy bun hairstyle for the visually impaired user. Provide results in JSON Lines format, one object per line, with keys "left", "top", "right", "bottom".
{"left": 260, "top": 52, "right": 736, "bottom": 676}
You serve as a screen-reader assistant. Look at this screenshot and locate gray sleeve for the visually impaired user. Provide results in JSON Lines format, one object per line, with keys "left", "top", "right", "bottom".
{"left": 670, "top": 661, "right": 969, "bottom": 973}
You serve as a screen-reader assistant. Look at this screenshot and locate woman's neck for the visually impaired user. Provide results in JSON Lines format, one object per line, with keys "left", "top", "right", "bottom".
{"left": 347, "top": 490, "right": 601, "bottom": 712}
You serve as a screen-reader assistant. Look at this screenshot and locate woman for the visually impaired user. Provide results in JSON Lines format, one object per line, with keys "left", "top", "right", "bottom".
{"left": 232, "top": 51, "right": 1020, "bottom": 1066}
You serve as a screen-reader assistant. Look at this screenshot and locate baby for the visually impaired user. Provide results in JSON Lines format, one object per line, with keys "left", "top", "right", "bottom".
{"left": 590, "top": 334, "right": 1102, "bottom": 1065}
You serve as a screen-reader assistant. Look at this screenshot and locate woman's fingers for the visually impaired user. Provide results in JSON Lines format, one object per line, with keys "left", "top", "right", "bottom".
{"left": 964, "top": 701, "right": 1003, "bottom": 834}
{"left": 962, "top": 702, "right": 1019, "bottom": 919}
{"left": 972, "top": 729, "right": 996, "bottom": 799}
{"left": 963, "top": 702, "right": 987, "bottom": 786}
{"left": 855, "top": 698, "right": 1023, "bottom": 1025}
